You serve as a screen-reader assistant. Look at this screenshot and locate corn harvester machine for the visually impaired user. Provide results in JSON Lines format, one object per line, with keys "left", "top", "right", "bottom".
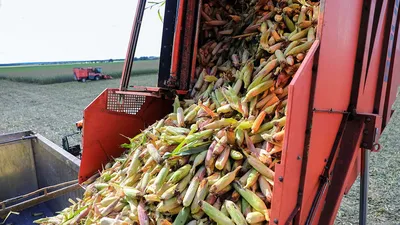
{"left": 79, "top": 0, "right": 400, "bottom": 224}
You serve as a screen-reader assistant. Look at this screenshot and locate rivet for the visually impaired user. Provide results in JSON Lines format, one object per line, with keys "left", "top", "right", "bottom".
{"left": 274, "top": 219, "right": 279, "bottom": 224}
{"left": 366, "top": 117, "right": 371, "bottom": 122}
{"left": 279, "top": 176, "right": 284, "bottom": 182}
{"left": 297, "top": 155, "right": 302, "bottom": 160}
{"left": 362, "top": 142, "right": 368, "bottom": 147}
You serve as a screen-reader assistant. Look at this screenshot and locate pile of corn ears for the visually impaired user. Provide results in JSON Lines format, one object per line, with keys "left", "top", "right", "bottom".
{"left": 36, "top": 0, "right": 319, "bottom": 224}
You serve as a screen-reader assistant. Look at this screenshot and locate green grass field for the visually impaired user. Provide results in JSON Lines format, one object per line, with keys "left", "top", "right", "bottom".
{"left": 0, "top": 60, "right": 159, "bottom": 84}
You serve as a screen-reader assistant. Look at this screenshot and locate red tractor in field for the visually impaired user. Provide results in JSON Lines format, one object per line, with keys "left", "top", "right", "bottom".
{"left": 73, "top": 67, "right": 112, "bottom": 82}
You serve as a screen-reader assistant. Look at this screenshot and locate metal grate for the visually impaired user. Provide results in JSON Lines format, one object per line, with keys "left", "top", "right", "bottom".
{"left": 106, "top": 90, "right": 146, "bottom": 115}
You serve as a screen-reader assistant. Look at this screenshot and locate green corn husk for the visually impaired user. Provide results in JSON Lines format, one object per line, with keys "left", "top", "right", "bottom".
{"left": 233, "top": 181, "right": 268, "bottom": 217}
{"left": 200, "top": 201, "right": 235, "bottom": 225}
{"left": 172, "top": 207, "right": 190, "bottom": 225}
{"left": 225, "top": 200, "right": 248, "bottom": 225}
{"left": 168, "top": 165, "right": 192, "bottom": 184}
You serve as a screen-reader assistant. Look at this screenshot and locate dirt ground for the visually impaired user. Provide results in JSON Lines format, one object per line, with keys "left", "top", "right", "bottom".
{"left": 0, "top": 78, "right": 399, "bottom": 224}
{"left": 0, "top": 76, "right": 158, "bottom": 144}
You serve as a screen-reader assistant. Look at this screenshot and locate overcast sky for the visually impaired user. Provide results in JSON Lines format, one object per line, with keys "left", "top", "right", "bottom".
{"left": 0, "top": 0, "right": 164, "bottom": 63}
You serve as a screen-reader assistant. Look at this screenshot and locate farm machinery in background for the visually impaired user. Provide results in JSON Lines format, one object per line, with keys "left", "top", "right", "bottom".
{"left": 73, "top": 67, "right": 112, "bottom": 82}
{"left": 61, "top": 120, "right": 83, "bottom": 158}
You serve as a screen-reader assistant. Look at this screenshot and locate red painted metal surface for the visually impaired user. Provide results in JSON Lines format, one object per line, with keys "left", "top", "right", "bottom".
{"left": 170, "top": 0, "right": 186, "bottom": 85}
{"left": 298, "top": 1, "right": 365, "bottom": 224}
{"left": 270, "top": 41, "right": 319, "bottom": 224}
{"left": 388, "top": 30, "right": 400, "bottom": 119}
{"left": 357, "top": 0, "right": 389, "bottom": 113}
{"left": 79, "top": 89, "right": 172, "bottom": 183}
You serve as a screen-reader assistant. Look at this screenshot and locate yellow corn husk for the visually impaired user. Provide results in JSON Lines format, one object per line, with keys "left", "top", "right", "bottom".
{"left": 254, "top": 59, "right": 277, "bottom": 80}
{"left": 191, "top": 179, "right": 209, "bottom": 214}
{"left": 239, "top": 169, "right": 252, "bottom": 186}
{"left": 242, "top": 61, "right": 254, "bottom": 89}
{"left": 258, "top": 176, "right": 273, "bottom": 203}
{"left": 245, "top": 153, "right": 275, "bottom": 180}
{"left": 308, "top": 27, "right": 315, "bottom": 41}
{"left": 157, "top": 198, "right": 180, "bottom": 213}
{"left": 144, "top": 194, "right": 161, "bottom": 203}
{"left": 230, "top": 149, "right": 243, "bottom": 160}
{"left": 204, "top": 118, "right": 238, "bottom": 130}
{"left": 217, "top": 104, "right": 233, "bottom": 113}
{"left": 206, "top": 172, "right": 221, "bottom": 186}
{"left": 245, "top": 169, "right": 260, "bottom": 189}
{"left": 177, "top": 107, "right": 184, "bottom": 127}
{"left": 153, "top": 165, "right": 170, "bottom": 193}
{"left": 246, "top": 211, "right": 266, "bottom": 223}
{"left": 175, "top": 173, "right": 191, "bottom": 194}
{"left": 182, "top": 177, "right": 200, "bottom": 207}
{"left": 204, "top": 75, "right": 218, "bottom": 82}
{"left": 210, "top": 166, "right": 241, "bottom": 193}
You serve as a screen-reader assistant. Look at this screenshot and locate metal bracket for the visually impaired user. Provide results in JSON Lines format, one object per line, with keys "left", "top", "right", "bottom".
{"left": 357, "top": 113, "right": 382, "bottom": 151}
{"left": 313, "top": 108, "right": 350, "bottom": 114}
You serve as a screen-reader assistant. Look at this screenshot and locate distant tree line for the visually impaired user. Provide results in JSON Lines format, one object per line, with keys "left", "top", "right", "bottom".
{"left": 0, "top": 57, "right": 160, "bottom": 67}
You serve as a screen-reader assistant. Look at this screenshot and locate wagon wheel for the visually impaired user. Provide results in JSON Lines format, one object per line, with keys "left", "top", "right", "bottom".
{"left": 95, "top": 76, "right": 100, "bottom": 81}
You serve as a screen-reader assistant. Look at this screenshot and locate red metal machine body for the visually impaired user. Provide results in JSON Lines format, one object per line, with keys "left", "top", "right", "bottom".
{"left": 79, "top": 0, "right": 400, "bottom": 224}
{"left": 73, "top": 67, "right": 112, "bottom": 82}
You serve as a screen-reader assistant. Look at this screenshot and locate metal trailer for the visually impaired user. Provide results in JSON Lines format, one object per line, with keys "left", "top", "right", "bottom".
{"left": 77, "top": 0, "right": 400, "bottom": 224}
{"left": 0, "top": 131, "right": 83, "bottom": 224}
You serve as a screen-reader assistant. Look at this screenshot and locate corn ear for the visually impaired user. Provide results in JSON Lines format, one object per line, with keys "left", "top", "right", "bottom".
{"left": 200, "top": 201, "right": 235, "bottom": 225}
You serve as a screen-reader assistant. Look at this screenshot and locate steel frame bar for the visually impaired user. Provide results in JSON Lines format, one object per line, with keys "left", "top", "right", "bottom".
{"left": 158, "top": 0, "right": 179, "bottom": 88}
{"left": 0, "top": 183, "right": 81, "bottom": 217}
{"left": 119, "top": 0, "right": 147, "bottom": 91}
{"left": 359, "top": 148, "right": 369, "bottom": 225}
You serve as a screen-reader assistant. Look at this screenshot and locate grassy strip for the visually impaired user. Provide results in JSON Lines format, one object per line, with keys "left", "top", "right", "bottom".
{"left": 0, "top": 69, "right": 158, "bottom": 85}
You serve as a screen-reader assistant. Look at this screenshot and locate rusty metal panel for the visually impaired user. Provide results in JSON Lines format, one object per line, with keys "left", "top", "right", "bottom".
{"left": 270, "top": 41, "right": 319, "bottom": 224}
{"left": 0, "top": 139, "right": 38, "bottom": 201}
